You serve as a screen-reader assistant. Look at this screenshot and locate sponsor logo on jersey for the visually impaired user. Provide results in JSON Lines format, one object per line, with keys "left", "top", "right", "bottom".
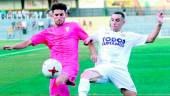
{"left": 65, "top": 27, "right": 70, "bottom": 32}
{"left": 102, "top": 37, "right": 125, "bottom": 47}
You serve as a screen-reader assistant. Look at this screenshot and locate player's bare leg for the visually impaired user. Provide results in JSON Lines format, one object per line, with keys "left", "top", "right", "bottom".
{"left": 50, "top": 73, "right": 70, "bottom": 96}
{"left": 121, "top": 88, "right": 137, "bottom": 96}
{"left": 55, "top": 73, "right": 68, "bottom": 86}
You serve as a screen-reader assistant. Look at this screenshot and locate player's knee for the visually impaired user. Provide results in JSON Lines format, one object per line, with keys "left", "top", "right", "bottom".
{"left": 80, "top": 70, "right": 101, "bottom": 81}
{"left": 55, "top": 78, "right": 63, "bottom": 85}
{"left": 121, "top": 88, "right": 137, "bottom": 96}
{"left": 55, "top": 74, "right": 68, "bottom": 85}
{"left": 80, "top": 70, "right": 91, "bottom": 79}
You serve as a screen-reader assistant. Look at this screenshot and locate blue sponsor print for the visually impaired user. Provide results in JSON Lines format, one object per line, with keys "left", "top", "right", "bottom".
{"left": 102, "top": 37, "right": 125, "bottom": 47}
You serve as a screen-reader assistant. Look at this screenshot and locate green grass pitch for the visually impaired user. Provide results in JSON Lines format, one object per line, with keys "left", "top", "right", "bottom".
{"left": 0, "top": 38, "right": 170, "bottom": 96}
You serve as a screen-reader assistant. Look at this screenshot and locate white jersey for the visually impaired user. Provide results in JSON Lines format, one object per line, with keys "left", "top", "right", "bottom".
{"left": 93, "top": 28, "right": 148, "bottom": 69}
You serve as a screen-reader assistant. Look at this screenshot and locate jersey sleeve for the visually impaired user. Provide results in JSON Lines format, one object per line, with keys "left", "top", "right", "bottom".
{"left": 90, "top": 31, "right": 99, "bottom": 43}
{"left": 130, "top": 32, "right": 148, "bottom": 46}
{"left": 76, "top": 23, "right": 88, "bottom": 41}
{"left": 91, "top": 27, "right": 107, "bottom": 43}
{"left": 31, "top": 29, "right": 47, "bottom": 46}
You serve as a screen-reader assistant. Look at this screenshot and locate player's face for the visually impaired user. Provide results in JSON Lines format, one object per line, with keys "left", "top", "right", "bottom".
{"left": 110, "top": 14, "right": 125, "bottom": 32}
{"left": 52, "top": 9, "right": 66, "bottom": 26}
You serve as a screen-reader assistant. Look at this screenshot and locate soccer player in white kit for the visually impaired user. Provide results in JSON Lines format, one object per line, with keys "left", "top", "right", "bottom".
{"left": 78, "top": 11, "right": 164, "bottom": 96}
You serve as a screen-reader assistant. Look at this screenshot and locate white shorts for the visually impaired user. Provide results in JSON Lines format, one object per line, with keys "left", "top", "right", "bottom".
{"left": 85, "top": 64, "right": 137, "bottom": 93}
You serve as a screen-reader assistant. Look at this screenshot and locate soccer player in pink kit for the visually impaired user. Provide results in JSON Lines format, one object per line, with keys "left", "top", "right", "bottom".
{"left": 3, "top": 3, "right": 95, "bottom": 96}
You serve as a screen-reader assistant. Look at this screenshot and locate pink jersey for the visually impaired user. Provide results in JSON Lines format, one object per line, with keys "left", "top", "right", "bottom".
{"left": 31, "top": 22, "right": 88, "bottom": 78}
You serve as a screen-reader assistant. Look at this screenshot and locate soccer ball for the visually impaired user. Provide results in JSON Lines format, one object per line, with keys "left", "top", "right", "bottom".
{"left": 42, "top": 58, "right": 62, "bottom": 78}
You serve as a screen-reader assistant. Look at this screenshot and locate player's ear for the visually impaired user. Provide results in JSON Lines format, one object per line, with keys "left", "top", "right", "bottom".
{"left": 123, "top": 19, "right": 125, "bottom": 24}
{"left": 51, "top": 11, "right": 54, "bottom": 17}
{"left": 65, "top": 11, "right": 69, "bottom": 17}
{"left": 51, "top": 13, "right": 55, "bottom": 18}
{"left": 109, "top": 19, "right": 112, "bottom": 27}
{"left": 65, "top": 13, "right": 68, "bottom": 17}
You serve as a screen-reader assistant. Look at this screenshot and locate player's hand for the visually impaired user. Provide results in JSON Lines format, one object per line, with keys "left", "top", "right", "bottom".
{"left": 157, "top": 12, "right": 164, "bottom": 24}
{"left": 91, "top": 54, "right": 97, "bottom": 63}
{"left": 3, "top": 46, "right": 13, "bottom": 50}
{"left": 84, "top": 37, "right": 93, "bottom": 45}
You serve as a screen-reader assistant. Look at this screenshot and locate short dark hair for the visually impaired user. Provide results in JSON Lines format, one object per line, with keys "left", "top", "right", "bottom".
{"left": 113, "top": 11, "right": 125, "bottom": 19}
{"left": 51, "top": 3, "right": 67, "bottom": 12}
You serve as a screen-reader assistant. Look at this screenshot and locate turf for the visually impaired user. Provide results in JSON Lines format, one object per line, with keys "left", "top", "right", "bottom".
{"left": 0, "top": 38, "right": 170, "bottom": 96}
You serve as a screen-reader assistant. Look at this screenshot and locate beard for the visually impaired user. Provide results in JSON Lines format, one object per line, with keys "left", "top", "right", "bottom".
{"left": 55, "top": 19, "right": 64, "bottom": 26}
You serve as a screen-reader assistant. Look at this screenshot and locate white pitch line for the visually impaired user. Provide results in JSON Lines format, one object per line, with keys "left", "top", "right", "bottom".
{"left": 0, "top": 47, "right": 47, "bottom": 57}
{"left": 74, "top": 94, "right": 170, "bottom": 96}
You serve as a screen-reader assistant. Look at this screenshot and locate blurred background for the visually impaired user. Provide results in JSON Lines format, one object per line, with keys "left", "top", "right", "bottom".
{"left": 0, "top": 0, "right": 170, "bottom": 40}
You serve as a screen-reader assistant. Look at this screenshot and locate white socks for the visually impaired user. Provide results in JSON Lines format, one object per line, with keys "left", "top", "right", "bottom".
{"left": 78, "top": 78, "right": 90, "bottom": 96}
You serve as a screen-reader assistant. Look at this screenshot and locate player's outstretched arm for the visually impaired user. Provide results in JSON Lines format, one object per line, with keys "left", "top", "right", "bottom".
{"left": 146, "top": 12, "right": 164, "bottom": 43}
{"left": 3, "top": 39, "right": 32, "bottom": 50}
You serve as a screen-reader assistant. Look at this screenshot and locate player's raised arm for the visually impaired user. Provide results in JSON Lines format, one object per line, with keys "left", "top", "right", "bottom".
{"left": 3, "top": 39, "right": 32, "bottom": 50}
{"left": 146, "top": 12, "right": 164, "bottom": 43}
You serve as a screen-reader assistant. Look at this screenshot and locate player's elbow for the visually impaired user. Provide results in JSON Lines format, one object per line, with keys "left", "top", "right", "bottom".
{"left": 146, "top": 38, "right": 155, "bottom": 43}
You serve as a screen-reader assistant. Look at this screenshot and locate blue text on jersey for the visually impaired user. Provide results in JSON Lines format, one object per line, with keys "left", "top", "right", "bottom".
{"left": 102, "top": 37, "right": 125, "bottom": 47}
